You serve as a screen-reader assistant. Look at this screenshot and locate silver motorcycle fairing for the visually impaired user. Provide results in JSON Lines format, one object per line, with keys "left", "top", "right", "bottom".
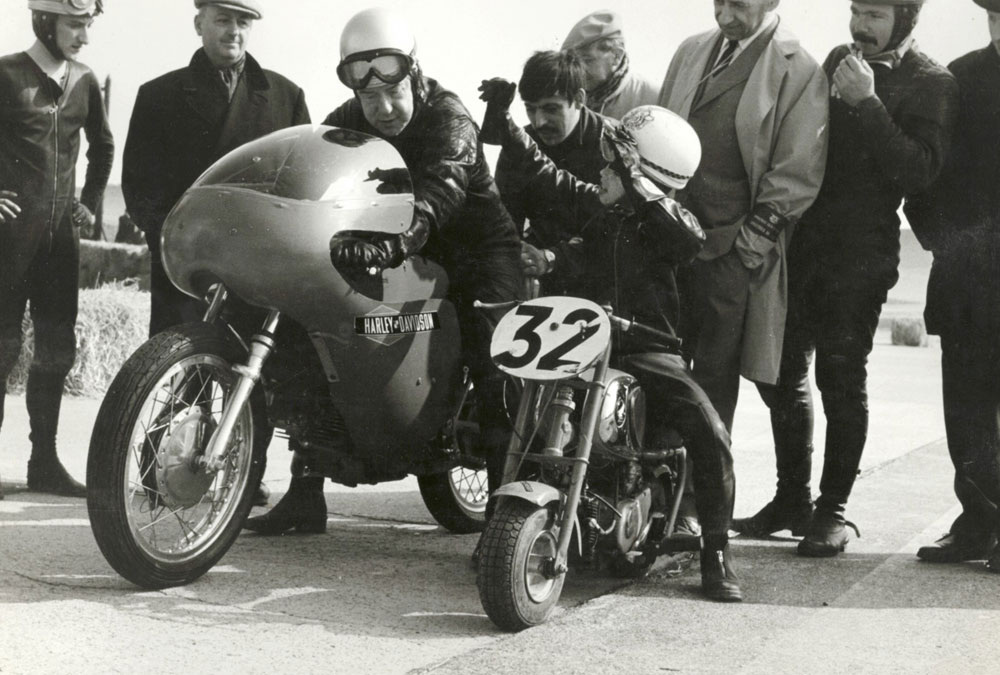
{"left": 161, "top": 125, "right": 464, "bottom": 456}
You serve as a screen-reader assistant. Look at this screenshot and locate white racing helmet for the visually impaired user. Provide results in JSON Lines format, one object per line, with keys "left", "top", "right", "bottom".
{"left": 337, "top": 8, "right": 418, "bottom": 90}
{"left": 619, "top": 105, "right": 701, "bottom": 191}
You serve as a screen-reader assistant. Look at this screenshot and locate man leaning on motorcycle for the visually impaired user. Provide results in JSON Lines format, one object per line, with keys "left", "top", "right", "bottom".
{"left": 479, "top": 78, "right": 742, "bottom": 602}
{"left": 243, "top": 8, "right": 523, "bottom": 537}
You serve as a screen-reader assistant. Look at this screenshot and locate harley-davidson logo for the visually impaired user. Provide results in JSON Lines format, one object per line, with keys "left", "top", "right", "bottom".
{"left": 356, "top": 309, "right": 440, "bottom": 345}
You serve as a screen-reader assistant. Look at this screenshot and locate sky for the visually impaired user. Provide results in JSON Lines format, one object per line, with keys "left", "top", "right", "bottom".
{"left": 0, "top": 0, "right": 992, "bottom": 185}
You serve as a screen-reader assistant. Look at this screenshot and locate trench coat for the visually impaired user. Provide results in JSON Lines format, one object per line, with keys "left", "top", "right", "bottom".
{"left": 658, "top": 20, "right": 828, "bottom": 384}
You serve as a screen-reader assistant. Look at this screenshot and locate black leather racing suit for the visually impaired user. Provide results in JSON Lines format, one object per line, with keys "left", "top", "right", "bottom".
{"left": 496, "top": 123, "right": 735, "bottom": 537}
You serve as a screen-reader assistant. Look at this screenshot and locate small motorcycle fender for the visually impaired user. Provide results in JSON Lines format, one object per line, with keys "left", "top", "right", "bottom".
{"left": 491, "top": 481, "right": 582, "bottom": 556}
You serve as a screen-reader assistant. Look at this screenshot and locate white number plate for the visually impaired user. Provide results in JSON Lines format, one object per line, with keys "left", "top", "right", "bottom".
{"left": 490, "top": 296, "right": 611, "bottom": 380}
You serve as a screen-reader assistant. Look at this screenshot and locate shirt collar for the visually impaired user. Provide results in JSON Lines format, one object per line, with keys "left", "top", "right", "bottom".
{"left": 735, "top": 12, "right": 778, "bottom": 51}
{"left": 26, "top": 40, "right": 67, "bottom": 82}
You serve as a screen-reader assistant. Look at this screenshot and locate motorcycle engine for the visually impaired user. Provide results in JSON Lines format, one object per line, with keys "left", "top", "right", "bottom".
{"left": 615, "top": 487, "right": 653, "bottom": 553}
{"left": 593, "top": 373, "right": 646, "bottom": 459}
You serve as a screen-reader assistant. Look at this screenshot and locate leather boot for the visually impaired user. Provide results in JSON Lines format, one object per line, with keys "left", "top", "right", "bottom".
{"left": 797, "top": 508, "right": 860, "bottom": 557}
{"left": 700, "top": 535, "right": 743, "bottom": 602}
{"left": 25, "top": 370, "right": 85, "bottom": 498}
{"left": 243, "top": 452, "right": 326, "bottom": 535}
{"left": 732, "top": 495, "right": 813, "bottom": 538}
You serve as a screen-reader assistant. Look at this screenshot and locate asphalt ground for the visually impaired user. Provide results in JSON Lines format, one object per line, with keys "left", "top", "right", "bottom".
{"left": 4, "top": 232, "right": 997, "bottom": 673}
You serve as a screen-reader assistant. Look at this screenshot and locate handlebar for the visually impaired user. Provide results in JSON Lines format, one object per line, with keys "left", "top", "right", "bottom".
{"left": 473, "top": 299, "right": 520, "bottom": 311}
{"left": 609, "top": 315, "right": 683, "bottom": 352}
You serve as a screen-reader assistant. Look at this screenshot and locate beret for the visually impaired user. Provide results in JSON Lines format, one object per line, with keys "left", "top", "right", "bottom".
{"left": 562, "top": 10, "right": 623, "bottom": 51}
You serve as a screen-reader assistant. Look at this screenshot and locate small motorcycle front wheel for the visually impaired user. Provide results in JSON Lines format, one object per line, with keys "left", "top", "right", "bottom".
{"left": 86, "top": 323, "right": 266, "bottom": 588}
{"left": 476, "top": 499, "right": 565, "bottom": 631}
{"left": 417, "top": 467, "right": 488, "bottom": 534}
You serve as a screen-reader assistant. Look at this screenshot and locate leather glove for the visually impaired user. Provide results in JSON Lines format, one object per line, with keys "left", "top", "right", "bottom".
{"left": 330, "top": 234, "right": 406, "bottom": 275}
{"left": 330, "top": 219, "right": 430, "bottom": 276}
{"left": 478, "top": 77, "right": 517, "bottom": 146}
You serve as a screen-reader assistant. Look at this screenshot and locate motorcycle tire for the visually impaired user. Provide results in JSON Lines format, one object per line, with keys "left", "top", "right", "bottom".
{"left": 417, "top": 467, "right": 488, "bottom": 534}
{"left": 87, "top": 322, "right": 267, "bottom": 589}
{"left": 476, "top": 500, "right": 565, "bottom": 631}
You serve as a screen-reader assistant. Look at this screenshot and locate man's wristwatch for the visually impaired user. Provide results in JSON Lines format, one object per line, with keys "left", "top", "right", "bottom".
{"left": 542, "top": 248, "right": 556, "bottom": 275}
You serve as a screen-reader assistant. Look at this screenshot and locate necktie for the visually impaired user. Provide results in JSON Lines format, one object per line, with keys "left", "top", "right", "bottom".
{"left": 713, "top": 39, "right": 739, "bottom": 76}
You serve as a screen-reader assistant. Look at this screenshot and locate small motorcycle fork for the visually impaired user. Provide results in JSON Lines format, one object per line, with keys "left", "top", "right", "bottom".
{"left": 550, "top": 343, "right": 612, "bottom": 574}
{"left": 200, "top": 309, "right": 281, "bottom": 473}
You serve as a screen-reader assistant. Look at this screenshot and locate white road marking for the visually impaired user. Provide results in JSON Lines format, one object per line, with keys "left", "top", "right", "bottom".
{"left": 39, "top": 574, "right": 117, "bottom": 580}
{"left": 208, "top": 565, "right": 246, "bottom": 574}
{"left": 235, "top": 587, "right": 332, "bottom": 610}
{"left": 0, "top": 518, "right": 90, "bottom": 527}
{"left": 402, "top": 611, "right": 489, "bottom": 618}
{"left": 0, "top": 502, "right": 79, "bottom": 514}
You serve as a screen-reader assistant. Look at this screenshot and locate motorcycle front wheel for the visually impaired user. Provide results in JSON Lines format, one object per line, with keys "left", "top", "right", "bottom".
{"left": 87, "top": 323, "right": 266, "bottom": 588}
{"left": 477, "top": 500, "right": 566, "bottom": 631}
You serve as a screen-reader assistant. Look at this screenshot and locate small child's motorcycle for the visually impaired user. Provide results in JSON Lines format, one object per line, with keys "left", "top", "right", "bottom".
{"left": 475, "top": 295, "right": 698, "bottom": 631}
{"left": 86, "top": 126, "right": 488, "bottom": 588}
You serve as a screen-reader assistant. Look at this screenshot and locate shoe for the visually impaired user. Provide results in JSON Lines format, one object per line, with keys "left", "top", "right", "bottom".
{"left": 26, "top": 458, "right": 86, "bottom": 498}
{"left": 243, "top": 477, "right": 327, "bottom": 535}
{"left": 732, "top": 497, "right": 813, "bottom": 538}
{"left": 700, "top": 542, "right": 743, "bottom": 602}
{"left": 252, "top": 482, "right": 270, "bottom": 507}
{"left": 917, "top": 533, "right": 991, "bottom": 563}
{"left": 797, "top": 510, "right": 860, "bottom": 558}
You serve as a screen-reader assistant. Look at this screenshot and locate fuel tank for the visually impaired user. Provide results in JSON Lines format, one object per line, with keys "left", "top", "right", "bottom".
{"left": 161, "top": 125, "right": 463, "bottom": 456}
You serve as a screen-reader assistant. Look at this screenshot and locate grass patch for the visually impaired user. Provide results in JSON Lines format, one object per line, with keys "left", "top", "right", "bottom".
{"left": 5, "top": 283, "right": 149, "bottom": 398}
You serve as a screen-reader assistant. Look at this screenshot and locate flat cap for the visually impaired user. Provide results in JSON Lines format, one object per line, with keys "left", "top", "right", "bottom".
{"left": 974, "top": 0, "right": 1000, "bottom": 11}
{"left": 851, "top": 0, "right": 927, "bottom": 5}
{"left": 562, "top": 10, "right": 623, "bottom": 51}
{"left": 194, "top": 0, "right": 262, "bottom": 19}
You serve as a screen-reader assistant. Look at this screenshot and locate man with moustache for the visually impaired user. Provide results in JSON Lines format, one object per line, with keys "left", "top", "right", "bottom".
{"left": 657, "top": 1, "right": 828, "bottom": 435}
{"left": 483, "top": 51, "right": 609, "bottom": 296}
{"left": 123, "top": 0, "right": 309, "bottom": 338}
{"left": 0, "top": 0, "right": 113, "bottom": 498}
{"left": 911, "top": 0, "right": 1000, "bottom": 570}
{"left": 735, "top": 0, "right": 958, "bottom": 557}
{"left": 561, "top": 10, "right": 659, "bottom": 120}
{"left": 244, "top": 8, "right": 522, "bottom": 536}
{"left": 123, "top": 0, "right": 309, "bottom": 507}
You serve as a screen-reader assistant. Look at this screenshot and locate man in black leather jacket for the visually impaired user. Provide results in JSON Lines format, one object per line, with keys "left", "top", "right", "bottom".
{"left": 0, "top": 0, "right": 113, "bottom": 498}
{"left": 244, "top": 8, "right": 522, "bottom": 538}
{"left": 481, "top": 90, "right": 741, "bottom": 602}
{"left": 734, "top": 0, "right": 959, "bottom": 558}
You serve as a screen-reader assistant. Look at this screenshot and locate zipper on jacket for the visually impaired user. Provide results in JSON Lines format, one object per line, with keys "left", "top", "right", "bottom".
{"left": 48, "top": 77, "right": 62, "bottom": 251}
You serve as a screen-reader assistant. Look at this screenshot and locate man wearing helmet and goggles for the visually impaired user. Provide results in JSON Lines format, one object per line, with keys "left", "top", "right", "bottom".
{"left": 0, "top": 0, "right": 113, "bottom": 498}
{"left": 479, "top": 100, "right": 742, "bottom": 602}
{"left": 244, "top": 8, "right": 522, "bottom": 538}
{"left": 734, "top": 0, "right": 959, "bottom": 559}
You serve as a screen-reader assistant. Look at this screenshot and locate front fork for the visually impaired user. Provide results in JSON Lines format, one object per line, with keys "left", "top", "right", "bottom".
{"left": 500, "top": 343, "right": 612, "bottom": 575}
{"left": 199, "top": 287, "right": 280, "bottom": 473}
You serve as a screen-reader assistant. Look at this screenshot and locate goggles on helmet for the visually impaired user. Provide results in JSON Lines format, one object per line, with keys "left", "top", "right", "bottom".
{"left": 337, "top": 50, "right": 413, "bottom": 90}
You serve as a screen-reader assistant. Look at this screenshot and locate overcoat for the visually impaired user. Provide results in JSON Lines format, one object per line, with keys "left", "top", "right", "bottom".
{"left": 122, "top": 49, "right": 309, "bottom": 239}
{"left": 658, "top": 20, "right": 828, "bottom": 383}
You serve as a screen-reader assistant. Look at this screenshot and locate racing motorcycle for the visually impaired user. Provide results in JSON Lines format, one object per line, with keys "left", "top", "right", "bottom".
{"left": 475, "top": 295, "right": 698, "bottom": 631}
{"left": 86, "top": 125, "right": 489, "bottom": 588}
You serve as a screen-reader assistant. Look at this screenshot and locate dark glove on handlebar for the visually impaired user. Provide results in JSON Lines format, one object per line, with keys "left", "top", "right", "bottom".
{"left": 330, "top": 235, "right": 405, "bottom": 274}
{"left": 478, "top": 77, "right": 517, "bottom": 146}
{"left": 330, "top": 219, "right": 430, "bottom": 275}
